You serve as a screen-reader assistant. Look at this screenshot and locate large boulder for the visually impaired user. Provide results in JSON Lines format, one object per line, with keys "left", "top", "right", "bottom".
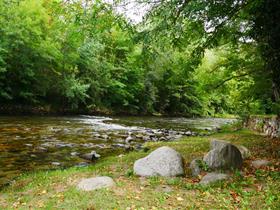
{"left": 210, "top": 139, "right": 229, "bottom": 150}
{"left": 211, "top": 139, "right": 250, "bottom": 160}
{"left": 77, "top": 176, "right": 115, "bottom": 191}
{"left": 199, "top": 172, "right": 229, "bottom": 185}
{"left": 204, "top": 142, "right": 243, "bottom": 170}
{"left": 133, "top": 146, "right": 185, "bottom": 177}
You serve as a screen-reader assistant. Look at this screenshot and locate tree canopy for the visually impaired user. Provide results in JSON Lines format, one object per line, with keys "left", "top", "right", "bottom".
{"left": 0, "top": 0, "right": 278, "bottom": 116}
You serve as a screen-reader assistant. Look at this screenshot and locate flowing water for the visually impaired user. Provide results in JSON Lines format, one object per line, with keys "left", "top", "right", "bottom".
{"left": 0, "top": 115, "right": 236, "bottom": 185}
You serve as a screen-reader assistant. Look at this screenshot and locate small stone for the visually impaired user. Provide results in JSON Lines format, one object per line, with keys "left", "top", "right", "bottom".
{"left": 251, "top": 159, "right": 271, "bottom": 169}
{"left": 71, "top": 152, "right": 79, "bottom": 156}
{"left": 51, "top": 162, "right": 61, "bottom": 166}
{"left": 199, "top": 173, "right": 229, "bottom": 185}
{"left": 77, "top": 176, "right": 115, "bottom": 191}
{"left": 80, "top": 151, "right": 101, "bottom": 161}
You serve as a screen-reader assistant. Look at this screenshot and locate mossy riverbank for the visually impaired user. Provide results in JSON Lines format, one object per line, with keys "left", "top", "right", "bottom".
{"left": 1, "top": 128, "right": 279, "bottom": 209}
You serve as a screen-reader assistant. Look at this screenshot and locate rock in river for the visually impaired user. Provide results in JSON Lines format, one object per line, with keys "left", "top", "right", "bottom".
{"left": 77, "top": 176, "right": 115, "bottom": 191}
{"left": 134, "top": 146, "right": 185, "bottom": 177}
{"left": 80, "top": 151, "right": 101, "bottom": 161}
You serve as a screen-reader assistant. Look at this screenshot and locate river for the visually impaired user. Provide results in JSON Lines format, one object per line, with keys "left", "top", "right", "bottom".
{"left": 0, "top": 115, "right": 236, "bottom": 185}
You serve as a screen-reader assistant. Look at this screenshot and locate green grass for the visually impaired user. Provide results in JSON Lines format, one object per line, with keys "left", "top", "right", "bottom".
{"left": 1, "top": 128, "right": 279, "bottom": 209}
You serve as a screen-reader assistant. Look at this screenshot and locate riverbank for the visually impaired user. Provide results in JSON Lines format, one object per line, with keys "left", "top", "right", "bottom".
{"left": 1, "top": 127, "right": 279, "bottom": 209}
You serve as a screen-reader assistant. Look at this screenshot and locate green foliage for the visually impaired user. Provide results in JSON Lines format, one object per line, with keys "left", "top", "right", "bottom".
{"left": 0, "top": 0, "right": 278, "bottom": 116}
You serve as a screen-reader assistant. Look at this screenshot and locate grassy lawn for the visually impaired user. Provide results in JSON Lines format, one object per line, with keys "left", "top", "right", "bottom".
{"left": 0, "top": 128, "right": 279, "bottom": 209}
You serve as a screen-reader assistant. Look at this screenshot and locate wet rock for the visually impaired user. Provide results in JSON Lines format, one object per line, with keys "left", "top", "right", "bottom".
{"left": 203, "top": 142, "right": 243, "bottom": 170}
{"left": 134, "top": 144, "right": 149, "bottom": 152}
{"left": 112, "top": 143, "right": 126, "bottom": 148}
{"left": 77, "top": 176, "right": 115, "bottom": 191}
{"left": 51, "top": 162, "right": 61, "bottom": 166}
{"left": 41, "top": 142, "right": 53, "bottom": 148}
{"left": 142, "top": 136, "right": 150, "bottom": 141}
{"left": 70, "top": 152, "right": 79, "bottom": 156}
{"left": 75, "top": 162, "right": 89, "bottom": 167}
{"left": 251, "top": 159, "right": 271, "bottom": 169}
{"left": 37, "top": 146, "right": 48, "bottom": 152}
{"left": 200, "top": 172, "right": 229, "bottom": 185}
{"left": 125, "top": 135, "right": 134, "bottom": 144}
{"left": 124, "top": 144, "right": 134, "bottom": 151}
{"left": 81, "top": 143, "right": 95, "bottom": 148}
{"left": 80, "top": 151, "right": 101, "bottom": 161}
{"left": 134, "top": 146, "right": 185, "bottom": 177}
{"left": 25, "top": 144, "right": 33, "bottom": 147}
{"left": 101, "top": 134, "right": 109, "bottom": 139}
{"left": 184, "top": 131, "right": 192, "bottom": 136}
{"left": 159, "top": 137, "right": 167, "bottom": 141}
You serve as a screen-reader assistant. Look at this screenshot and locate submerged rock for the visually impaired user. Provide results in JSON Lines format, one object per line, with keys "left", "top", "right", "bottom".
{"left": 200, "top": 173, "right": 229, "bottom": 185}
{"left": 77, "top": 176, "right": 115, "bottom": 191}
{"left": 134, "top": 146, "right": 184, "bottom": 177}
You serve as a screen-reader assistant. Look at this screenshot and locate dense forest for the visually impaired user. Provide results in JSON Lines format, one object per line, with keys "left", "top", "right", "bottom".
{"left": 0, "top": 0, "right": 279, "bottom": 116}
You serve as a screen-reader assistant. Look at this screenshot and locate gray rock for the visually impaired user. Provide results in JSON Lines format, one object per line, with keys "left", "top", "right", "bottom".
{"left": 251, "top": 159, "right": 271, "bottom": 169}
{"left": 71, "top": 152, "right": 79, "bottom": 156}
{"left": 190, "top": 158, "right": 203, "bottom": 177}
{"left": 77, "top": 176, "right": 115, "bottom": 191}
{"left": 237, "top": 145, "right": 251, "bottom": 159}
{"left": 80, "top": 151, "right": 101, "bottom": 161}
{"left": 210, "top": 139, "right": 229, "bottom": 150}
{"left": 184, "top": 131, "right": 192, "bottom": 136}
{"left": 51, "top": 162, "right": 61, "bottom": 166}
{"left": 211, "top": 140, "right": 250, "bottom": 160}
{"left": 199, "top": 172, "right": 229, "bottom": 185}
{"left": 203, "top": 143, "right": 243, "bottom": 170}
{"left": 133, "top": 146, "right": 185, "bottom": 177}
